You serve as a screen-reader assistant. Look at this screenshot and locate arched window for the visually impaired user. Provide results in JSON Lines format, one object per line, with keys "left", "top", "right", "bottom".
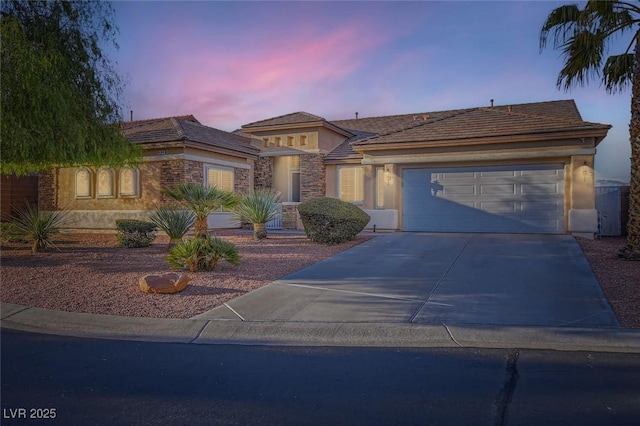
{"left": 119, "top": 167, "right": 139, "bottom": 197}
{"left": 97, "top": 167, "right": 114, "bottom": 197}
{"left": 75, "top": 168, "right": 92, "bottom": 198}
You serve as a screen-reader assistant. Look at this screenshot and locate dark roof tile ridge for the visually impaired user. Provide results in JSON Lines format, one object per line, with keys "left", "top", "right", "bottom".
{"left": 170, "top": 117, "right": 187, "bottom": 139}
{"left": 333, "top": 106, "right": 476, "bottom": 124}
{"left": 352, "top": 108, "right": 476, "bottom": 145}
{"left": 242, "top": 111, "right": 326, "bottom": 128}
{"left": 478, "top": 105, "right": 603, "bottom": 127}
{"left": 123, "top": 114, "right": 199, "bottom": 130}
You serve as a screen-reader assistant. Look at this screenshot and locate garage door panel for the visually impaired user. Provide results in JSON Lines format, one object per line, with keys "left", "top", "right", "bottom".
{"left": 441, "top": 171, "right": 475, "bottom": 179}
{"left": 442, "top": 185, "right": 476, "bottom": 195}
{"left": 403, "top": 165, "right": 564, "bottom": 233}
{"left": 521, "top": 183, "right": 561, "bottom": 194}
{"left": 480, "top": 184, "right": 516, "bottom": 195}
{"left": 479, "top": 201, "right": 517, "bottom": 213}
{"left": 480, "top": 170, "right": 516, "bottom": 177}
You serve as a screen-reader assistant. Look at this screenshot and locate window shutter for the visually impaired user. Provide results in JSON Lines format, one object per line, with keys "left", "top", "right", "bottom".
{"left": 206, "top": 166, "right": 234, "bottom": 192}
{"left": 339, "top": 166, "right": 363, "bottom": 204}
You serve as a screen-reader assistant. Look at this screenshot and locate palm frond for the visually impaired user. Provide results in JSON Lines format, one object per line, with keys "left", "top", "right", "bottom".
{"left": 148, "top": 207, "right": 195, "bottom": 241}
{"left": 162, "top": 183, "right": 238, "bottom": 219}
{"left": 233, "top": 189, "right": 281, "bottom": 224}
{"left": 540, "top": 0, "right": 640, "bottom": 94}
{"left": 603, "top": 53, "right": 635, "bottom": 92}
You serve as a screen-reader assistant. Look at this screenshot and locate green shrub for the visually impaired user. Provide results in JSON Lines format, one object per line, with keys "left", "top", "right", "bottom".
{"left": 165, "top": 235, "right": 240, "bottom": 272}
{"left": 12, "top": 202, "right": 69, "bottom": 252}
{"left": 148, "top": 207, "right": 196, "bottom": 245}
{"left": 297, "top": 197, "right": 370, "bottom": 244}
{"left": 0, "top": 222, "right": 20, "bottom": 243}
{"left": 115, "top": 219, "right": 156, "bottom": 248}
{"left": 233, "top": 189, "right": 281, "bottom": 240}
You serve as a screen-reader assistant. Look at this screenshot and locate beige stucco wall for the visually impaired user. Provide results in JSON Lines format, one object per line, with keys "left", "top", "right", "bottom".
{"left": 248, "top": 127, "right": 319, "bottom": 152}
{"left": 56, "top": 162, "right": 163, "bottom": 211}
{"left": 317, "top": 127, "right": 348, "bottom": 153}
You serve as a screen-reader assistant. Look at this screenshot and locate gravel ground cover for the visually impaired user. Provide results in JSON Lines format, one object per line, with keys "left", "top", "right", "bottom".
{"left": 0, "top": 230, "right": 367, "bottom": 319}
{"left": 576, "top": 236, "right": 640, "bottom": 329}
{"left": 1, "top": 232, "right": 638, "bottom": 328}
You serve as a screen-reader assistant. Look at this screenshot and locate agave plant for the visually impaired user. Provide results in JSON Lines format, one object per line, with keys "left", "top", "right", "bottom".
{"left": 165, "top": 235, "right": 240, "bottom": 272}
{"left": 148, "top": 206, "right": 196, "bottom": 245}
{"left": 233, "top": 189, "right": 281, "bottom": 240}
{"left": 162, "top": 183, "right": 238, "bottom": 239}
{"left": 12, "top": 201, "right": 69, "bottom": 253}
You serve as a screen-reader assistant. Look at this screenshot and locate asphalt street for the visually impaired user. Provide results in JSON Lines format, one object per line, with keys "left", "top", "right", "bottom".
{"left": 2, "top": 330, "right": 639, "bottom": 426}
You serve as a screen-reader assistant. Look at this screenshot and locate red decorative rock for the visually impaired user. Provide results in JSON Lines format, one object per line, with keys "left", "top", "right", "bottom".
{"left": 139, "top": 272, "right": 191, "bottom": 294}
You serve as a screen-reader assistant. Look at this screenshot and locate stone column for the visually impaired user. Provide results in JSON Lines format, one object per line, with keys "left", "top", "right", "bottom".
{"left": 300, "top": 153, "right": 325, "bottom": 201}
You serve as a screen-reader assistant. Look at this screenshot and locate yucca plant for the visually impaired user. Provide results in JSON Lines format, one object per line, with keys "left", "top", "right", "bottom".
{"left": 12, "top": 201, "right": 69, "bottom": 253}
{"left": 148, "top": 206, "right": 196, "bottom": 246}
{"left": 165, "top": 235, "right": 240, "bottom": 272}
{"left": 162, "top": 183, "right": 238, "bottom": 239}
{"left": 233, "top": 189, "right": 281, "bottom": 240}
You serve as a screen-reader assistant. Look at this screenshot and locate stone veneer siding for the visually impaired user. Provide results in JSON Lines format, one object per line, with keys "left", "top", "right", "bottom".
{"left": 235, "top": 168, "right": 251, "bottom": 194}
{"left": 300, "top": 153, "right": 325, "bottom": 201}
{"left": 282, "top": 204, "right": 299, "bottom": 230}
{"left": 254, "top": 156, "right": 273, "bottom": 189}
{"left": 38, "top": 169, "right": 58, "bottom": 210}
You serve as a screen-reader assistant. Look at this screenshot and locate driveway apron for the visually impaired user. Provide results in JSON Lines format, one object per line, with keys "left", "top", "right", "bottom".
{"left": 196, "top": 233, "right": 620, "bottom": 327}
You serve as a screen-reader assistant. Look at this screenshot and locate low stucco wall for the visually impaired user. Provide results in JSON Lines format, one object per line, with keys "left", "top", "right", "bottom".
{"left": 363, "top": 209, "right": 398, "bottom": 231}
{"left": 53, "top": 210, "right": 241, "bottom": 232}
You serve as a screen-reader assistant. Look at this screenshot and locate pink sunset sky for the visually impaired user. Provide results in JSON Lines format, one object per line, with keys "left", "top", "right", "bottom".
{"left": 112, "top": 1, "right": 632, "bottom": 183}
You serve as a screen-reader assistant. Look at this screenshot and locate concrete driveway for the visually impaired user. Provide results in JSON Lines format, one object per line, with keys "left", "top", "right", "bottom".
{"left": 196, "top": 233, "right": 620, "bottom": 327}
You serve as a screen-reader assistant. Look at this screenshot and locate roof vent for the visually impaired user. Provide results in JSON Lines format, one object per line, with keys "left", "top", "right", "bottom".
{"left": 490, "top": 99, "right": 494, "bottom": 108}
{"left": 508, "top": 105, "right": 513, "bottom": 113}
{"left": 355, "top": 112, "right": 359, "bottom": 119}
{"left": 423, "top": 114, "right": 429, "bottom": 121}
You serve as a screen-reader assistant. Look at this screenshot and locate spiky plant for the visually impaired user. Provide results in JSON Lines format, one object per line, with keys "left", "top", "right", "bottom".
{"left": 165, "top": 235, "right": 240, "bottom": 272}
{"left": 234, "top": 189, "right": 281, "bottom": 240}
{"left": 12, "top": 201, "right": 69, "bottom": 253}
{"left": 162, "top": 183, "right": 238, "bottom": 239}
{"left": 149, "top": 207, "right": 196, "bottom": 245}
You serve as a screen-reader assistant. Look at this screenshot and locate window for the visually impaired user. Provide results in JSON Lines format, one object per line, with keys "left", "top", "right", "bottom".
{"left": 97, "top": 168, "right": 114, "bottom": 197}
{"left": 119, "top": 167, "right": 139, "bottom": 197}
{"left": 75, "top": 168, "right": 92, "bottom": 198}
{"left": 290, "top": 156, "right": 300, "bottom": 202}
{"left": 205, "top": 165, "right": 234, "bottom": 192}
{"left": 375, "top": 167, "right": 385, "bottom": 209}
{"left": 338, "top": 166, "right": 364, "bottom": 204}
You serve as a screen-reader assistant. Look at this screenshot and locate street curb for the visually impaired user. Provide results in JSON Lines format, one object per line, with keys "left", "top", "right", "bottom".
{"left": 2, "top": 303, "right": 640, "bottom": 353}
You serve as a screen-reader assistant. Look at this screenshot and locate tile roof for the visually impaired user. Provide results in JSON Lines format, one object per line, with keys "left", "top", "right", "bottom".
{"left": 123, "top": 116, "right": 259, "bottom": 157}
{"left": 324, "top": 100, "right": 610, "bottom": 161}
{"left": 242, "top": 112, "right": 326, "bottom": 128}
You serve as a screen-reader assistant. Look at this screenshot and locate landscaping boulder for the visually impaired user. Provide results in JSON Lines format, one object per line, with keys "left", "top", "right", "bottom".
{"left": 139, "top": 272, "right": 191, "bottom": 294}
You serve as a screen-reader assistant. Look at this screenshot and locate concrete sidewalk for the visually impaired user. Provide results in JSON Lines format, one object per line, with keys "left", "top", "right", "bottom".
{"left": 2, "top": 302, "right": 640, "bottom": 353}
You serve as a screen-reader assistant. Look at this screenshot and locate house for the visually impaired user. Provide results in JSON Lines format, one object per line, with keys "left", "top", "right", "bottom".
{"left": 38, "top": 115, "right": 260, "bottom": 231}
{"left": 38, "top": 99, "right": 611, "bottom": 238}
{"left": 240, "top": 99, "right": 610, "bottom": 238}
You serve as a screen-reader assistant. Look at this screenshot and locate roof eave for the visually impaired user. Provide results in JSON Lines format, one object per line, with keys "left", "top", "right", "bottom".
{"left": 242, "top": 120, "right": 354, "bottom": 138}
{"left": 353, "top": 127, "right": 611, "bottom": 152}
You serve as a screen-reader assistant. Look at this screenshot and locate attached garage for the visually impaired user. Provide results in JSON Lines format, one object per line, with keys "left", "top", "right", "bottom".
{"left": 402, "top": 164, "right": 565, "bottom": 233}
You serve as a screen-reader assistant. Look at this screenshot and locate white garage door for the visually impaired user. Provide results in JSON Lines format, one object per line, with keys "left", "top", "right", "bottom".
{"left": 402, "top": 165, "right": 565, "bottom": 233}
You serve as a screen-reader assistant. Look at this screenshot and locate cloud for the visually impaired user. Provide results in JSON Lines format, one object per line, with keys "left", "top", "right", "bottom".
{"left": 122, "top": 17, "right": 393, "bottom": 129}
